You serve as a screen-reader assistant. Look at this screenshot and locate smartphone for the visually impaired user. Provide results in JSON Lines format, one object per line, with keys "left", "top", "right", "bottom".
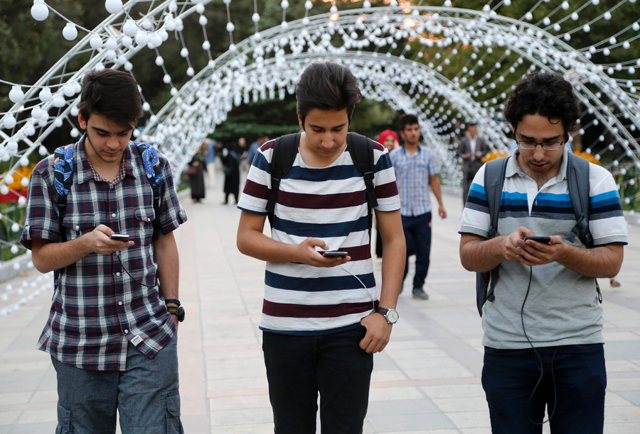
{"left": 321, "top": 250, "right": 348, "bottom": 258}
{"left": 110, "top": 233, "right": 130, "bottom": 242}
{"left": 524, "top": 236, "right": 551, "bottom": 244}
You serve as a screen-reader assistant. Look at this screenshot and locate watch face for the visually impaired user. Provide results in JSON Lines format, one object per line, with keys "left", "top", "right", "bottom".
{"left": 387, "top": 310, "right": 399, "bottom": 323}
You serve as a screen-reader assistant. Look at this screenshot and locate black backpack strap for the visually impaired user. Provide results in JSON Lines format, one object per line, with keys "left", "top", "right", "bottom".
{"left": 267, "top": 133, "right": 300, "bottom": 226}
{"left": 476, "top": 156, "right": 509, "bottom": 316}
{"left": 347, "top": 133, "right": 378, "bottom": 211}
{"left": 135, "top": 142, "right": 164, "bottom": 241}
{"left": 566, "top": 152, "right": 593, "bottom": 248}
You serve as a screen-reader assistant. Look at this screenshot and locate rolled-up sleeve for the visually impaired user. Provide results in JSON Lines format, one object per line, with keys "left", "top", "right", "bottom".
{"left": 21, "top": 159, "right": 61, "bottom": 250}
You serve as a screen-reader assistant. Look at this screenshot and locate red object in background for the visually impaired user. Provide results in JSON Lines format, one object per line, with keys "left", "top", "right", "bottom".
{"left": 0, "top": 190, "right": 26, "bottom": 204}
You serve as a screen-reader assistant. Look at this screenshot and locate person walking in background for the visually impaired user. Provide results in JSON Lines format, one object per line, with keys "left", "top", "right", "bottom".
{"left": 244, "top": 133, "right": 269, "bottom": 171}
{"left": 378, "top": 129, "right": 400, "bottom": 153}
{"left": 458, "top": 122, "right": 489, "bottom": 206}
{"left": 187, "top": 142, "right": 207, "bottom": 203}
{"left": 221, "top": 140, "right": 242, "bottom": 204}
{"left": 390, "top": 114, "right": 447, "bottom": 300}
{"left": 203, "top": 138, "right": 216, "bottom": 187}
{"left": 20, "top": 69, "right": 187, "bottom": 433}
{"left": 459, "top": 72, "right": 626, "bottom": 433}
{"left": 375, "top": 129, "right": 400, "bottom": 258}
{"left": 236, "top": 61, "right": 405, "bottom": 434}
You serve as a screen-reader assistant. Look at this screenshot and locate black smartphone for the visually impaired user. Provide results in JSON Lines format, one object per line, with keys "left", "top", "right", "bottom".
{"left": 321, "top": 250, "right": 348, "bottom": 258}
{"left": 524, "top": 236, "right": 551, "bottom": 244}
{"left": 110, "top": 233, "right": 130, "bottom": 242}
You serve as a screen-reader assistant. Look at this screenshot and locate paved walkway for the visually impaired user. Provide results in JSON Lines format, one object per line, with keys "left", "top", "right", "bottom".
{"left": 1, "top": 171, "right": 640, "bottom": 433}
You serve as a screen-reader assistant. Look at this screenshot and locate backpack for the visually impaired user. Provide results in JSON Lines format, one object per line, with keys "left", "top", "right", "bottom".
{"left": 476, "top": 152, "right": 598, "bottom": 317}
{"left": 52, "top": 141, "right": 164, "bottom": 279}
{"left": 265, "top": 132, "right": 378, "bottom": 230}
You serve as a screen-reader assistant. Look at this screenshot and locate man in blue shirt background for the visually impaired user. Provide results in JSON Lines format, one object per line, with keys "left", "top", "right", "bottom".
{"left": 390, "top": 114, "right": 447, "bottom": 300}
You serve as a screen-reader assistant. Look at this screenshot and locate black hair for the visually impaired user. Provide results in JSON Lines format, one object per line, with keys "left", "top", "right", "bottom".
{"left": 504, "top": 72, "right": 580, "bottom": 141}
{"left": 78, "top": 69, "right": 142, "bottom": 129}
{"left": 400, "top": 113, "right": 419, "bottom": 131}
{"left": 296, "top": 61, "right": 362, "bottom": 126}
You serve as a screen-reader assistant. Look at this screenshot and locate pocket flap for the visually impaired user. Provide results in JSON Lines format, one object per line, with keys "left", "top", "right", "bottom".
{"left": 135, "top": 208, "right": 155, "bottom": 223}
{"left": 166, "top": 392, "right": 181, "bottom": 417}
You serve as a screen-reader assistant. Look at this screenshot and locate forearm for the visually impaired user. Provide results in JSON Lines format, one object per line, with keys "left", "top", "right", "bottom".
{"left": 237, "top": 228, "right": 299, "bottom": 263}
{"left": 556, "top": 244, "right": 623, "bottom": 278}
{"left": 154, "top": 233, "right": 180, "bottom": 299}
{"left": 379, "top": 236, "right": 405, "bottom": 309}
{"left": 459, "top": 235, "right": 506, "bottom": 272}
{"left": 31, "top": 237, "right": 92, "bottom": 274}
{"left": 430, "top": 176, "right": 444, "bottom": 206}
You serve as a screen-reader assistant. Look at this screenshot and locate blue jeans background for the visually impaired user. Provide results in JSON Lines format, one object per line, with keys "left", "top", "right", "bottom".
{"left": 402, "top": 212, "right": 432, "bottom": 290}
{"left": 482, "top": 344, "right": 606, "bottom": 434}
{"left": 52, "top": 335, "right": 183, "bottom": 434}
{"left": 263, "top": 326, "right": 373, "bottom": 434}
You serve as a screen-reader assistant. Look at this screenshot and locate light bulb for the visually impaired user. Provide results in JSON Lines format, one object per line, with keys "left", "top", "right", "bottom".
{"left": 9, "top": 86, "right": 24, "bottom": 104}
{"left": 31, "top": 0, "right": 49, "bottom": 21}
{"left": 105, "top": 0, "right": 123, "bottom": 14}
{"left": 62, "top": 23, "right": 78, "bottom": 41}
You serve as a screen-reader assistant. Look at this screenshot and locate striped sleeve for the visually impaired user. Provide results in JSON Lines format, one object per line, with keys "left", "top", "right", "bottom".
{"left": 372, "top": 142, "right": 400, "bottom": 212}
{"left": 237, "top": 140, "right": 275, "bottom": 215}
{"left": 459, "top": 165, "right": 491, "bottom": 238}
{"left": 588, "top": 164, "right": 627, "bottom": 245}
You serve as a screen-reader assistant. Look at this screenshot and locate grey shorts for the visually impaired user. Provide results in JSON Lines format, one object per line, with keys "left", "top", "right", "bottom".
{"left": 52, "top": 335, "right": 183, "bottom": 434}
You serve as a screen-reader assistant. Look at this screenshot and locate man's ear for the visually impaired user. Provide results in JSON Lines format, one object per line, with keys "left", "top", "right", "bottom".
{"left": 78, "top": 112, "right": 88, "bottom": 130}
{"left": 297, "top": 113, "right": 304, "bottom": 130}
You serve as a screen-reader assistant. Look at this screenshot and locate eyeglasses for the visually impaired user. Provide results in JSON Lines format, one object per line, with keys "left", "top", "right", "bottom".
{"left": 516, "top": 140, "right": 564, "bottom": 151}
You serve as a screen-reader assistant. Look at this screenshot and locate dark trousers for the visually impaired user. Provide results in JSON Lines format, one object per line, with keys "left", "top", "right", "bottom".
{"left": 402, "top": 212, "right": 432, "bottom": 290}
{"left": 263, "top": 326, "right": 373, "bottom": 434}
{"left": 482, "top": 344, "right": 606, "bottom": 434}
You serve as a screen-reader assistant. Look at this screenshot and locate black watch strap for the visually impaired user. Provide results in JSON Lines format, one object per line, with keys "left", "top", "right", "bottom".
{"left": 165, "top": 298, "right": 181, "bottom": 306}
{"left": 167, "top": 306, "right": 185, "bottom": 322}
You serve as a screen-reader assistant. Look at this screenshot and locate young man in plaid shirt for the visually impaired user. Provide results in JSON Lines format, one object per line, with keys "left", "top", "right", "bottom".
{"left": 21, "top": 70, "right": 187, "bottom": 433}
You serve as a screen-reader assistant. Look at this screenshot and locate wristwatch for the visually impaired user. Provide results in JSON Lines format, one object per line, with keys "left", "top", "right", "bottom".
{"left": 377, "top": 307, "right": 399, "bottom": 324}
{"left": 167, "top": 305, "right": 185, "bottom": 322}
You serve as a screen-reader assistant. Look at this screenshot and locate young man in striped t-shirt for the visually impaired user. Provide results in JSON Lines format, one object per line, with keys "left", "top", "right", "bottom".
{"left": 237, "top": 61, "right": 405, "bottom": 433}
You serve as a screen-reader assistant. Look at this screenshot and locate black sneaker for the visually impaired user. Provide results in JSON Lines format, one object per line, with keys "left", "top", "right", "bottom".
{"left": 412, "top": 288, "right": 429, "bottom": 300}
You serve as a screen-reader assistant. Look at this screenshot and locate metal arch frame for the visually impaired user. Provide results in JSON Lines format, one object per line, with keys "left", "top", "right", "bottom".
{"left": 1, "top": 2, "right": 639, "bottom": 184}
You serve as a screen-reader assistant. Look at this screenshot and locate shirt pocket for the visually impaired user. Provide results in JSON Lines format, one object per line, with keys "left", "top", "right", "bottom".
{"left": 134, "top": 207, "right": 156, "bottom": 246}
{"left": 61, "top": 215, "right": 98, "bottom": 241}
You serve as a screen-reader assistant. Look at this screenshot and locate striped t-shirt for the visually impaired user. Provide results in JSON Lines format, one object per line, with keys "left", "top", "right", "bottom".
{"left": 238, "top": 138, "right": 401, "bottom": 335}
{"left": 460, "top": 147, "right": 627, "bottom": 349}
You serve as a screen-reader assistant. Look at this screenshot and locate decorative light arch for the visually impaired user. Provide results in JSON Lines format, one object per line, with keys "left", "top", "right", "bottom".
{"left": 0, "top": 0, "right": 638, "bottom": 297}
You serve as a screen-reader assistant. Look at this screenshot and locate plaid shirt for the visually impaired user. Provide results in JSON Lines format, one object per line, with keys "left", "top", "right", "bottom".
{"left": 21, "top": 137, "right": 187, "bottom": 371}
{"left": 389, "top": 144, "right": 440, "bottom": 216}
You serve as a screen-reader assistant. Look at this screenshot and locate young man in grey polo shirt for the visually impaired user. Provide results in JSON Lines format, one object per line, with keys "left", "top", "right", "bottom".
{"left": 459, "top": 73, "right": 627, "bottom": 433}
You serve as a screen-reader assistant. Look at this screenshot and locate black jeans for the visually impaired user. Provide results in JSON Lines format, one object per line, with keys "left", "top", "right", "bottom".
{"left": 263, "top": 326, "right": 373, "bottom": 434}
{"left": 482, "top": 344, "right": 606, "bottom": 434}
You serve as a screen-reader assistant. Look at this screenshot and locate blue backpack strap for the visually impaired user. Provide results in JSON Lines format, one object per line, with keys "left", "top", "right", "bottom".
{"left": 566, "top": 152, "right": 593, "bottom": 247}
{"left": 135, "top": 142, "right": 163, "bottom": 240}
{"left": 53, "top": 143, "right": 75, "bottom": 281}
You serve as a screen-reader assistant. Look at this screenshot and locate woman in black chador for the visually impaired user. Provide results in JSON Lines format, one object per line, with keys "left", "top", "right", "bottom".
{"left": 187, "top": 142, "right": 207, "bottom": 203}
{"left": 220, "top": 138, "right": 245, "bottom": 204}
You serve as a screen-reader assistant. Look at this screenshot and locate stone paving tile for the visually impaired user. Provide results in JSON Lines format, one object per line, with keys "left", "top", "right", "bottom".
{"left": 0, "top": 178, "right": 639, "bottom": 433}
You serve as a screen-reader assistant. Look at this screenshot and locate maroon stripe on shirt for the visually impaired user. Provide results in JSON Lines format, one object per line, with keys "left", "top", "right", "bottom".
{"left": 344, "top": 245, "right": 372, "bottom": 261}
{"left": 277, "top": 190, "right": 366, "bottom": 209}
{"left": 372, "top": 141, "right": 385, "bottom": 152}
{"left": 243, "top": 179, "right": 270, "bottom": 200}
{"left": 375, "top": 181, "right": 400, "bottom": 199}
{"left": 263, "top": 299, "right": 375, "bottom": 318}
{"left": 261, "top": 140, "right": 276, "bottom": 152}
